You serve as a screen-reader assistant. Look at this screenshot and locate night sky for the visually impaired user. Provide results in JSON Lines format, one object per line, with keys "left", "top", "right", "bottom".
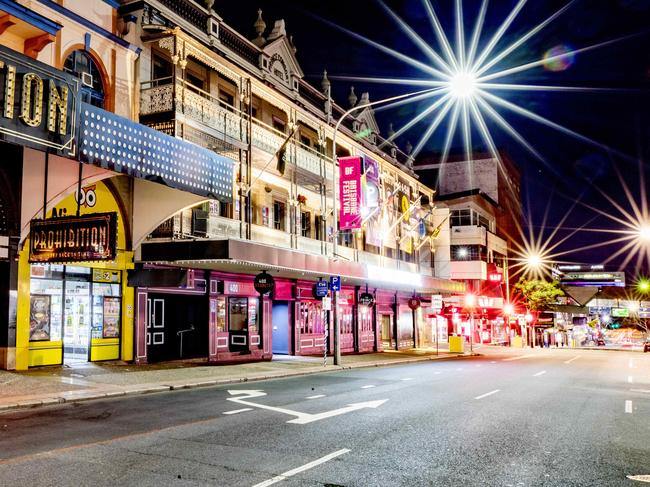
{"left": 214, "top": 0, "right": 650, "bottom": 275}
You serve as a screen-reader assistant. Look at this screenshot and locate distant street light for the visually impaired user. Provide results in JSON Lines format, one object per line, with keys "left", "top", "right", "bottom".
{"left": 639, "top": 225, "right": 650, "bottom": 242}
{"left": 638, "top": 279, "right": 650, "bottom": 293}
{"left": 526, "top": 254, "right": 542, "bottom": 268}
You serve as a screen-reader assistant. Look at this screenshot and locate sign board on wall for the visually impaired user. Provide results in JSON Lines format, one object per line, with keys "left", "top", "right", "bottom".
{"left": 339, "top": 156, "right": 362, "bottom": 230}
{"left": 29, "top": 212, "right": 117, "bottom": 263}
{"left": 0, "top": 45, "right": 79, "bottom": 155}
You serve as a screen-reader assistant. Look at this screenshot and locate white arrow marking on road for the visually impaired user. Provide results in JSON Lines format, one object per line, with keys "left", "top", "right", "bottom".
{"left": 564, "top": 355, "right": 581, "bottom": 364}
{"left": 287, "top": 400, "right": 388, "bottom": 425}
{"left": 628, "top": 475, "right": 650, "bottom": 483}
{"left": 223, "top": 408, "right": 253, "bottom": 415}
{"left": 227, "top": 390, "right": 388, "bottom": 424}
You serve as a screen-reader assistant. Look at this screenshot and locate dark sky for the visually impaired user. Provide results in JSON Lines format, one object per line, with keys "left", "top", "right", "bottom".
{"left": 213, "top": 0, "right": 650, "bottom": 275}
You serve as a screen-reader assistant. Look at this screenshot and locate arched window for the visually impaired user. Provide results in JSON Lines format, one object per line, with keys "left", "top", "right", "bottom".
{"left": 64, "top": 50, "right": 105, "bottom": 108}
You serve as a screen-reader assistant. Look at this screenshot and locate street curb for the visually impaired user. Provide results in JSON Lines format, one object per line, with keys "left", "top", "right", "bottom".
{"left": 0, "top": 353, "right": 479, "bottom": 414}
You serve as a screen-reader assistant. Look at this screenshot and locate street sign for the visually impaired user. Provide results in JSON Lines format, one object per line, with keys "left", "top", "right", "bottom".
{"left": 313, "top": 280, "right": 329, "bottom": 299}
{"left": 408, "top": 297, "right": 421, "bottom": 310}
{"left": 322, "top": 296, "right": 332, "bottom": 311}
{"left": 330, "top": 275, "right": 341, "bottom": 292}
{"left": 359, "top": 292, "right": 374, "bottom": 307}
{"left": 432, "top": 294, "right": 443, "bottom": 311}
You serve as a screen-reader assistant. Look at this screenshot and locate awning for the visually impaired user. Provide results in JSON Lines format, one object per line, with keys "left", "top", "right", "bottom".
{"left": 138, "top": 239, "right": 464, "bottom": 294}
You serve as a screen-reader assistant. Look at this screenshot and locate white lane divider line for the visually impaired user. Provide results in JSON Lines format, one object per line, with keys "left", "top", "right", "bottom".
{"left": 630, "top": 389, "right": 650, "bottom": 394}
{"left": 223, "top": 408, "right": 253, "bottom": 415}
{"left": 626, "top": 474, "right": 650, "bottom": 483}
{"left": 401, "top": 378, "right": 413, "bottom": 381}
{"left": 434, "top": 371, "right": 442, "bottom": 375}
{"left": 475, "top": 389, "right": 500, "bottom": 400}
{"left": 625, "top": 400, "right": 633, "bottom": 414}
{"left": 306, "top": 395, "right": 326, "bottom": 399}
{"left": 629, "top": 359, "right": 637, "bottom": 369}
{"left": 251, "top": 448, "right": 350, "bottom": 487}
{"left": 533, "top": 370, "right": 547, "bottom": 377}
{"left": 628, "top": 376, "right": 634, "bottom": 384}
{"left": 564, "top": 355, "right": 581, "bottom": 364}
{"left": 503, "top": 354, "right": 535, "bottom": 362}
{"left": 361, "top": 385, "right": 376, "bottom": 389}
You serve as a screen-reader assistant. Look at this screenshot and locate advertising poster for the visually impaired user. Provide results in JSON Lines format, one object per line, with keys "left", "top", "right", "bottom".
{"left": 102, "top": 296, "right": 121, "bottom": 338}
{"left": 30, "top": 295, "right": 51, "bottom": 341}
{"left": 339, "top": 156, "right": 362, "bottom": 230}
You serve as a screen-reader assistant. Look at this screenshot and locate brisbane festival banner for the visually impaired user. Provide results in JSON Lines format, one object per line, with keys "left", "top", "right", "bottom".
{"left": 339, "top": 156, "right": 362, "bottom": 230}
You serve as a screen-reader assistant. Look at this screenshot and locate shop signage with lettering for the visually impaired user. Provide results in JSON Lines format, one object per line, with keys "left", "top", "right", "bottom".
{"left": 29, "top": 212, "right": 117, "bottom": 263}
{"left": 313, "top": 280, "right": 329, "bottom": 299}
{"left": 254, "top": 271, "right": 275, "bottom": 295}
{"left": 0, "top": 45, "right": 79, "bottom": 155}
{"left": 359, "top": 292, "right": 375, "bottom": 307}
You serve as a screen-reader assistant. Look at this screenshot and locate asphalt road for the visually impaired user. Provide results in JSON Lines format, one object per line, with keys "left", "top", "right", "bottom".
{"left": 1, "top": 348, "right": 649, "bottom": 486}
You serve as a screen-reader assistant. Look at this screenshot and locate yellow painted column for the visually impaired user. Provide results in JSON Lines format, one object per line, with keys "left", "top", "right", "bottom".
{"left": 15, "top": 243, "right": 32, "bottom": 371}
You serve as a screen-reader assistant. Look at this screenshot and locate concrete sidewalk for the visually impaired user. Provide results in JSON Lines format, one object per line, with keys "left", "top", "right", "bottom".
{"left": 0, "top": 349, "right": 470, "bottom": 413}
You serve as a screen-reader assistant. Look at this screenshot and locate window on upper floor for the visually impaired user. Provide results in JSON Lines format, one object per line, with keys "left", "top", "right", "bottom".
{"left": 451, "top": 245, "right": 486, "bottom": 261}
{"left": 450, "top": 209, "right": 472, "bottom": 227}
{"left": 272, "top": 116, "right": 286, "bottom": 133}
{"left": 301, "top": 211, "right": 311, "bottom": 238}
{"left": 64, "top": 50, "right": 105, "bottom": 109}
{"left": 273, "top": 200, "right": 285, "bottom": 231}
{"left": 219, "top": 89, "right": 235, "bottom": 108}
{"left": 152, "top": 53, "right": 172, "bottom": 82}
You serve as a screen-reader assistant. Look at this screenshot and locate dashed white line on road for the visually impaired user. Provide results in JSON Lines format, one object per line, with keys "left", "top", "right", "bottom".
{"left": 434, "top": 371, "right": 442, "bottom": 375}
{"left": 401, "top": 378, "right": 413, "bottom": 381}
{"left": 251, "top": 448, "right": 351, "bottom": 487}
{"left": 533, "top": 371, "right": 547, "bottom": 377}
{"left": 629, "top": 359, "right": 636, "bottom": 369}
{"left": 223, "top": 408, "right": 253, "bottom": 415}
{"left": 628, "top": 376, "right": 634, "bottom": 384}
{"left": 361, "top": 385, "right": 376, "bottom": 389}
{"left": 564, "top": 356, "right": 581, "bottom": 364}
{"left": 503, "top": 354, "right": 535, "bottom": 362}
{"left": 630, "top": 389, "right": 650, "bottom": 394}
{"left": 625, "top": 400, "right": 633, "bottom": 414}
{"left": 475, "top": 389, "right": 500, "bottom": 400}
{"left": 306, "top": 395, "right": 326, "bottom": 399}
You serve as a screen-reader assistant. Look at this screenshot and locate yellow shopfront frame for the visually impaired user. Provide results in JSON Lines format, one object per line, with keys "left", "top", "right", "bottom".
{"left": 16, "top": 179, "right": 134, "bottom": 369}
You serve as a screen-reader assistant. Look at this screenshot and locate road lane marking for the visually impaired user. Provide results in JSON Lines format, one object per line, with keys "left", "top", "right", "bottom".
{"left": 628, "top": 376, "right": 634, "bottom": 384}
{"left": 223, "top": 408, "right": 253, "bottom": 415}
{"left": 490, "top": 361, "right": 497, "bottom": 364}
{"left": 503, "top": 354, "right": 534, "bottom": 361}
{"left": 625, "top": 400, "right": 633, "bottom": 414}
{"left": 361, "top": 385, "right": 376, "bottom": 389}
{"left": 251, "top": 449, "right": 350, "bottom": 487}
{"left": 533, "top": 371, "right": 546, "bottom": 377}
{"left": 401, "top": 378, "right": 413, "bottom": 381}
{"left": 627, "top": 475, "right": 650, "bottom": 483}
{"left": 434, "top": 371, "right": 441, "bottom": 375}
{"left": 306, "top": 395, "right": 325, "bottom": 399}
{"left": 630, "top": 389, "right": 650, "bottom": 394}
{"left": 227, "top": 390, "right": 388, "bottom": 425}
{"left": 564, "top": 356, "right": 581, "bottom": 364}
{"left": 475, "top": 389, "right": 500, "bottom": 400}
{"left": 629, "top": 359, "right": 637, "bottom": 369}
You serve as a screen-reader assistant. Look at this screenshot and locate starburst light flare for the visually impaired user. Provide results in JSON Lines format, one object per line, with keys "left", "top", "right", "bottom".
{"left": 319, "top": 0, "right": 642, "bottom": 169}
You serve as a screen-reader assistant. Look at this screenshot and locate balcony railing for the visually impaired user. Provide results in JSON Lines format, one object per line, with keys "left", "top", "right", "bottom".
{"left": 140, "top": 78, "right": 333, "bottom": 180}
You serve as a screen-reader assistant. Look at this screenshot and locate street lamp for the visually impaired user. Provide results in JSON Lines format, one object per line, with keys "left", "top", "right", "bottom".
{"left": 464, "top": 293, "right": 476, "bottom": 353}
{"left": 638, "top": 225, "right": 650, "bottom": 242}
{"left": 329, "top": 86, "right": 441, "bottom": 365}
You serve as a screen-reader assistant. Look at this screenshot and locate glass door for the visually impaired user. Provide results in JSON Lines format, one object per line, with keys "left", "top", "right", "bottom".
{"left": 229, "top": 297, "right": 249, "bottom": 352}
{"left": 63, "top": 281, "right": 91, "bottom": 363}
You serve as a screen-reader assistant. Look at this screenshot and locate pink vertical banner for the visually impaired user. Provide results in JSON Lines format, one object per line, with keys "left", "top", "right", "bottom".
{"left": 339, "top": 156, "right": 362, "bottom": 230}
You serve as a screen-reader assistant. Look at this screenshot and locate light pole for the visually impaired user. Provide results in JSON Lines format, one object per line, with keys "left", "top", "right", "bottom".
{"left": 329, "top": 86, "right": 441, "bottom": 365}
{"left": 504, "top": 302, "right": 514, "bottom": 346}
{"left": 465, "top": 293, "right": 476, "bottom": 353}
